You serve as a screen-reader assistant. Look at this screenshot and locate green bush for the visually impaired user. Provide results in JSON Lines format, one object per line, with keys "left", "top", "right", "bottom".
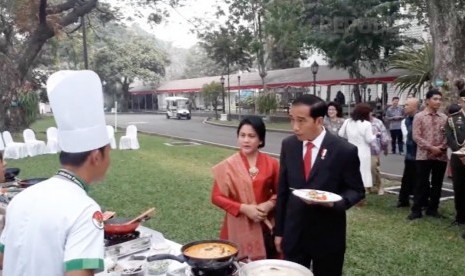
{"left": 18, "top": 91, "right": 39, "bottom": 126}
{"left": 256, "top": 92, "right": 278, "bottom": 114}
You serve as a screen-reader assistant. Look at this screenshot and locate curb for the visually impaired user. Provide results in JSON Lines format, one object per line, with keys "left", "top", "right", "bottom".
{"left": 137, "top": 129, "right": 279, "bottom": 159}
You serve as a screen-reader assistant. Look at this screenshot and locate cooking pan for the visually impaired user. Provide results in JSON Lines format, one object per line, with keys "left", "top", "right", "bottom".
{"left": 239, "top": 259, "right": 313, "bottom": 276}
{"left": 104, "top": 208, "right": 155, "bottom": 235}
{"left": 4, "top": 168, "right": 20, "bottom": 182}
{"left": 18, "top": 178, "right": 48, "bottom": 188}
{"left": 147, "top": 239, "right": 239, "bottom": 271}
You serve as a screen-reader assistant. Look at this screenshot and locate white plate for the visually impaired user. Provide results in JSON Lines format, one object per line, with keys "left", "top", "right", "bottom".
{"left": 292, "top": 189, "right": 343, "bottom": 203}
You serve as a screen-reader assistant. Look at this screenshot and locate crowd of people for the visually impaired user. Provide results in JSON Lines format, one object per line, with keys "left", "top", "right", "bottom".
{"left": 211, "top": 87, "right": 465, "bottom": 275}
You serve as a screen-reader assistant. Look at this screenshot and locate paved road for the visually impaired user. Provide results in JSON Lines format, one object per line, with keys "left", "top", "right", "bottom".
{"left": 106, "top": 113, "right": 450, "bottom": 184}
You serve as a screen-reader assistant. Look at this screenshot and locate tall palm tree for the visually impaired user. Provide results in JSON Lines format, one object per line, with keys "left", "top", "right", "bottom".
{"left": 390, "top": 41, "right": 433, "bottom": 96}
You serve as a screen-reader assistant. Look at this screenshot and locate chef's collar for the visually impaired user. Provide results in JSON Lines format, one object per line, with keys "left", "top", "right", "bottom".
{"left": 56, "top": 169, "right": 88, "bottom": 192}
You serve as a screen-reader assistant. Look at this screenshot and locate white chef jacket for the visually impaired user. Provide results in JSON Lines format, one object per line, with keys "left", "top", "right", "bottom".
{"left": 0, "top": 176, "right": 104, "bottom": 275}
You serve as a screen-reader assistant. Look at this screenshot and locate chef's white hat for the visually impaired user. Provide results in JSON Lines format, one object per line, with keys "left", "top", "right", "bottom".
{"left": 47, "top": 70, "right": 109, "bottom": 153}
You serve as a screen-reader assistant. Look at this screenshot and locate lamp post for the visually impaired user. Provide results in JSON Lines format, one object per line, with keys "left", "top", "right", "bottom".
{"left": 227, "top": 75, "right": 231, "bottom": 120}
{"left": 237, "top": 75, "right": 241, "bottom": 121}
{"left": 220, "top": 76, "right": 225, "bottom": 113}
{"left": 82, "top": 16, "right": 89, "bottom": 69}
{"left": 310, "top": 61, "right": 319, "bottom": 95}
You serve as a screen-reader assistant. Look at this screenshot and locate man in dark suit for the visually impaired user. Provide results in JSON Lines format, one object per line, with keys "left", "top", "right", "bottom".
{"left": 274, "top": 95, "right": 365, "bottom": 276}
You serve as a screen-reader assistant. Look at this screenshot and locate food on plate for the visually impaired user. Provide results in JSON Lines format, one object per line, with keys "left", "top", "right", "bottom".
{"left": 183, "top": 242, "right": 237, "bottom": 259}
{"left": 308, "top": 190, "right": 328, "bottom": 201}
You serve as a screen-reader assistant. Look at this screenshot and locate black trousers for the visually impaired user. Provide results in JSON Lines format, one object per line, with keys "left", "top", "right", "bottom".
{"left": 399, "top": 159, "right": 416, "bottom": 204}
{"left": 390, "top": 129, "right": 404, "bottom": 153}
{"left": 286, "top": 251, "right": 345, "bottom": 276}
{"left": 450, "top": 155, "right": 465, "bottom": 223}
{"left": 411, "top": 160, "right": 447, "bottom": 213}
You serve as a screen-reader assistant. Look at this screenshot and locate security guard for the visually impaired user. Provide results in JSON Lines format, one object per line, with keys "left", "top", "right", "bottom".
{"left": 445, "top": 92, "right": 465, "bottom": 228}
{"left": 0, "top": 71, "right": 111, "bottom": 275}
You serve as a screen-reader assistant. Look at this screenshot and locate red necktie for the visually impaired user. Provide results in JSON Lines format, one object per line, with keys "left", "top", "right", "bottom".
{"left": 304, "top": 142, "right": 314, "bottom": 180}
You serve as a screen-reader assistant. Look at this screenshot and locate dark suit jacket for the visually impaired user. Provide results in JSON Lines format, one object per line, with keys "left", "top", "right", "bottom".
{"left": 275, "top": 132, "right": 365, "bottom": 256}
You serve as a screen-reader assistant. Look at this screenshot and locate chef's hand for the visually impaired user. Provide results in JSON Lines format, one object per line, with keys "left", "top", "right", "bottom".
{"left": 274, "top": 236, "right": 283, "bottom": 254}
{"left": 240, "top": 204, "right": 266, "bottom": 222}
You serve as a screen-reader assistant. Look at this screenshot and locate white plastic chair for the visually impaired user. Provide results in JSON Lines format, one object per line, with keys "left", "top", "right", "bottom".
{"left": 0, "top": 135, "right": 4, "bottom": 151}
{"left": 46, "top": 127, "right": 60, "bottom": 154}
{"left": 119, "top": 125, "right": 140, "bottom": 150}
{"left": 23, "top": 129, "right": 47, "bottom": 157}
{"left": 107, "top": 125, "right": 117, "bottom": 149}
{"left": 2, "top": 131, "right": 28, "bottom": 159}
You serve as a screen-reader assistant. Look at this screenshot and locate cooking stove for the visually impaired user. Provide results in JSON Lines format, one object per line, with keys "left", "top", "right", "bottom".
{"left": 191, "top": 263, "right": 238, "bottom": 276}
{"left": 104, "top": 230, "right": 141, "bottom": 246}
{"left": 104, "top": 231, "right": 151, "bottom": 259}
{"left": 167, "top": 263, "right": 240, "bottom": 276}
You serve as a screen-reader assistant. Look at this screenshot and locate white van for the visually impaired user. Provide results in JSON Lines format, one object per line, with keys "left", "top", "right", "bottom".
{"left": 165, "top": 96, "right": 191, "bottom": 120}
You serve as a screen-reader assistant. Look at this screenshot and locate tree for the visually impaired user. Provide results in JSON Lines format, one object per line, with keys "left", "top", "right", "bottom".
{"left": 0, "top": 0, "right": 181, "bottom": 129}
{"left": 390, "top": 41, "right": 433, "bottom": 96}
{"left": 93, "top": 37, "right": 169, "bottom": 111}
{"left": 265, "top": 0, "right": 309, "bottom": 69}
{"left": 302, "top": 0, "right": 411, "bottom": 103}
{"left": 201, "top": 81, "right": 223, "bottom": 119}
{"left": 404, "top": 0, "right": 465, "bottom": 102}
{"left": 182, "top": 45, "right": 225, "bottom": 78}
{"left": 199, "top": 24, "right": 253, "bottom": 75}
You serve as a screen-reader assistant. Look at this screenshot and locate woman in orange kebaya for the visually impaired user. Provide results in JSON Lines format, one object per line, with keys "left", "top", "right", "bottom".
{"left": 211, "top": 116, "right": 279, "bottom": 260}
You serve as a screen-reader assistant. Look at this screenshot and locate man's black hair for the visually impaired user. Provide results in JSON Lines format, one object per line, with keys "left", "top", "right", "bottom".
{"left": 59, "top": 146, "right": 106, "bottom": 167}
{"left": 292, "top": 94, "right": 327, "bottom": 120}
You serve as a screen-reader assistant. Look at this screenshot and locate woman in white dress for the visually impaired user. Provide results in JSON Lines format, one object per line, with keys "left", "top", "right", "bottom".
{"left": 338, "top": 103, "right": 377, "bottom": 190}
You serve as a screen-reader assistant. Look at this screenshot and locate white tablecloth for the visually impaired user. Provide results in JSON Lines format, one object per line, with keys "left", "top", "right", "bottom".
{"left": 98, "top": 226, "right": 187, "bottom": 276}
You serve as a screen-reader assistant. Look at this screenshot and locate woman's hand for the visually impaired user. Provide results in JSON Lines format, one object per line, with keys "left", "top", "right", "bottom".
{"left": 257, "top": 201, "right": 274, "bottom": 214}
{"left": 240, "top": 204, "right": 267, "bottom": 222}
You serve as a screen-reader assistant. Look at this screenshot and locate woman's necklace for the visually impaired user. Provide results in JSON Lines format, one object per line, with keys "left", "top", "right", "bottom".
{"left": 247, "top": 154, "right": 259, "bottom": 179}
{"left": 249, "top": 166, "right": 259, "bottom": 179}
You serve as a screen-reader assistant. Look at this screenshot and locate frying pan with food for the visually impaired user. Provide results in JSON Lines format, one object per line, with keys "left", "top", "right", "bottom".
{"left": 147, "top": 239, "right": 239, "bottom": 270}
{"left": 4, "top": 168, "right": 20, "bottom": 182}
{"left": 104, "top": 208, "right": 155, "bottom": 235}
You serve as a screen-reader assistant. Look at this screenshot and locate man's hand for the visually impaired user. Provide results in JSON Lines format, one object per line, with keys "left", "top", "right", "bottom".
{"left": 460, "top": 156, "right": 465, "bottom": 165}
{"left": 274, "top": 236, "right": 283, "bottom": 254}
{"left": 240, "top": 204, "right": 266, "bottom": 222}
{"left": 305, "top": 200, "right": 334, "bottom": 207}
{"left": 428, "top": 146, "right": 443, "bottom": 157}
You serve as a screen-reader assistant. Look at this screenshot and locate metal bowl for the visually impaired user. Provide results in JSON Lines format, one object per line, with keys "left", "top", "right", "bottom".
{"left": 239, "top": 259, "right": 313, "bottom": 276}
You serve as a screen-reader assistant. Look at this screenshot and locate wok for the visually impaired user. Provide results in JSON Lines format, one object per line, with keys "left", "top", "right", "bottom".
{"left": 147, "top": 239, "right": 239, "bottom": 271}
{"left": 4, "top": 168, "right": 20, "bottom": 182}
{"left": 18, "top": 178, "right": 48, "bottom": 188}
{"left": 104, "top": 208, "right": 155, "bottom": 235}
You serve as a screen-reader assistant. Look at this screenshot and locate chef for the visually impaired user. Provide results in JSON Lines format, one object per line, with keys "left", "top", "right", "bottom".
{"left": 0, "top": 70, "right": 111, "bottom": 276}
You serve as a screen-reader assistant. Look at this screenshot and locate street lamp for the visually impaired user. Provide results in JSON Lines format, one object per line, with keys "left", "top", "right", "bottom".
{"left": 237, "top": 74, "right": 241, "bottom": 121}
{"left": 220, "top": 76, "right": 225, "bottom": 113}
{"left": 82, "top": 16, "right": 89, "bottom": 69}
{"left": 311, "top": 61, "right": 319, "bottom": 95}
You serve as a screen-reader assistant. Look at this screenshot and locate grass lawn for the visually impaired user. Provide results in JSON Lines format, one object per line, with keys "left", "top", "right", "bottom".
{"left": 6, "top": 118, "right": 465, "bottom": 275}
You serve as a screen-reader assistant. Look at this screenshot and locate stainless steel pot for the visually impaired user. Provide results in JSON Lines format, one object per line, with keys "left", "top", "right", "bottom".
{"left": 239, "top": 259, "right": 313, "bottom": 276}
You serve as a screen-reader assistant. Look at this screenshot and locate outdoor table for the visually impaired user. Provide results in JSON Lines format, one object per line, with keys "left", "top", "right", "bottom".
{"left": 98, "top": 225, "right": 186, "bottom": 276}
